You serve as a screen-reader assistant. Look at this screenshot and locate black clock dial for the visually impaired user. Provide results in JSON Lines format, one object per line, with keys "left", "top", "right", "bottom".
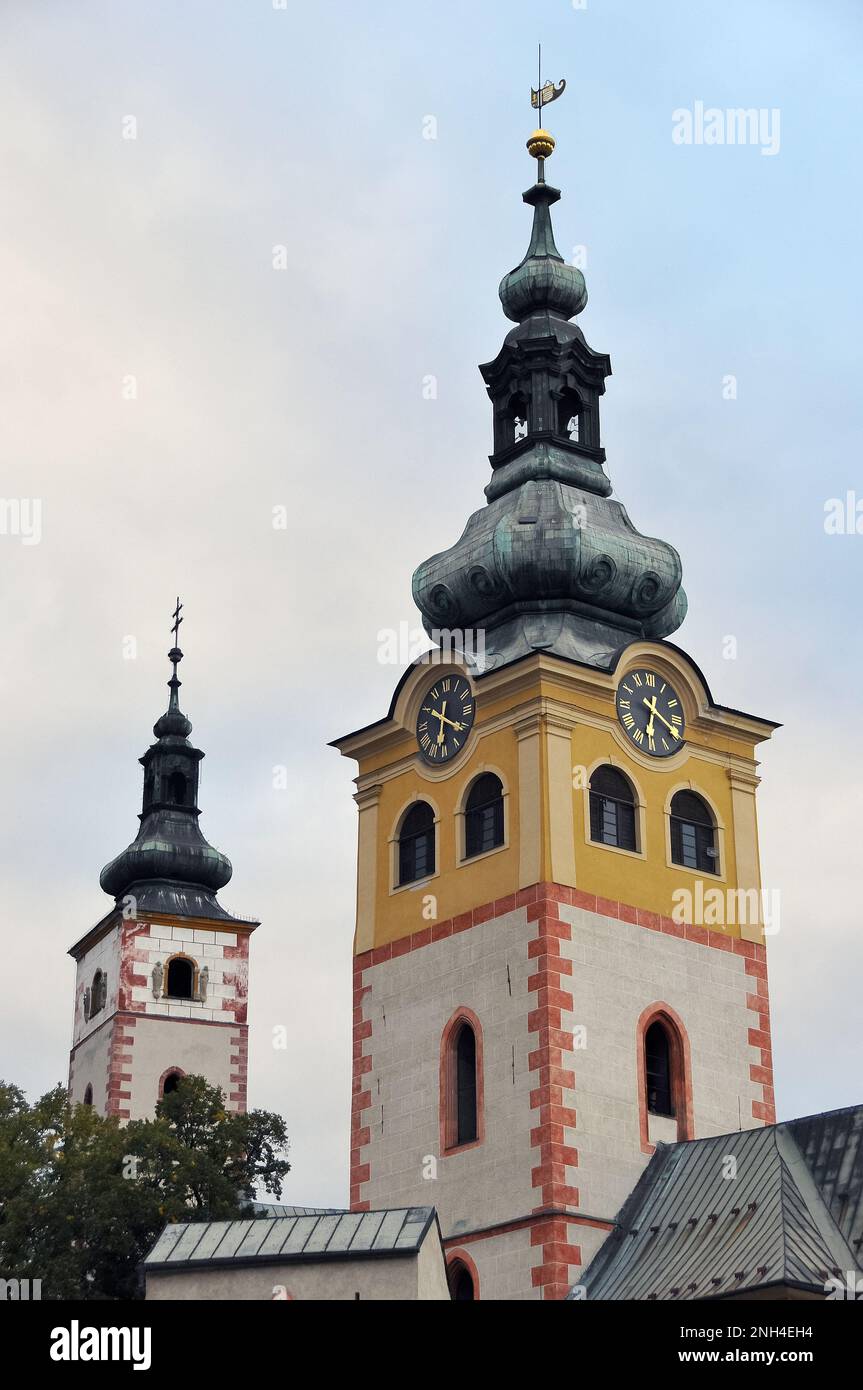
{"left": 416, "top": 676, "right": 475, "bottom": 764}
{"left": 615, "top": 668, "right": 685, "bottom": 758}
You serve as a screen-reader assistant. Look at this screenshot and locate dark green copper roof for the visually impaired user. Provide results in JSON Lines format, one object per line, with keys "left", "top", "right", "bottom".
{"left": 99, "top": 637, "right": 240, "bottom": 921}
{"left": 411, "top": 143, "right": 687, "bottom": 674}
{"left": 569, "top": 1106, "right": 863, "bottom": 1301}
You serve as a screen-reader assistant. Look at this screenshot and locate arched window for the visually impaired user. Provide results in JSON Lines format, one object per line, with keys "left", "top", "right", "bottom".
{"left": 441, "top": 1010, "right": 484, "bottom": 1153}
{"left": 167, "top": 770, "right": 187, "bottom": 806}
{"left": 645, "top": 1021, "right": 673, "bottom": 1117}
{"left": 83, "top": 1084, "right": 93, "bottom": 1107}
{"left": 464, "top": 774, "right": 504, "bottom": 858}
{"left": 508, "top": 391, "right": 529, "bottom": 445}
{"left": 165, "top": 955, "right": 195, "bottom": 1000}
{"left": 557, "top": 387, "right": 582, "bottom": 442}
{"left": 670, "top": 790, "right": 719, "bottom": 873}
{"left": 89, "top": 969, "right": 106, "bottom": 1019}
{"left": 397, "top": 802, "right": 435, "bottom": 886}
{"left": 637, "top": 1005, "right": 693, "bottom": 1151}
{"left": 589, "top": 765, "right": 637, "bottom": 851}
{"left": 449, "top": 1260, "right": 476, "bottom": 1301}
{"left": 162, "top": 1071, "right": 182, "bottom": 1096}
{"left": 455, "top": 1024, "right": 477, "bottom": 1145}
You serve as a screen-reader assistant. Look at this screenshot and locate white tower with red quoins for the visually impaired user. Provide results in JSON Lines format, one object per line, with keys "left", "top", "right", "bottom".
{"left": 67, "top": 606, "right": 258, "bottom": 1120}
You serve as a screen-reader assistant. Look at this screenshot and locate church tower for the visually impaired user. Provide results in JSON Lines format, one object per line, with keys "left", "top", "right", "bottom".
{"left": 333, "top": 102, "right": 778, "bottom": 1300}
{"left": 67, "top": 608, "right": 258, "bottom": 1121}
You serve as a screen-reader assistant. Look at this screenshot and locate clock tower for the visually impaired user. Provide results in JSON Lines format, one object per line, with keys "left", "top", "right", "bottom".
{"left": 333, "top": 111, "right": 778, "bottom": 1300}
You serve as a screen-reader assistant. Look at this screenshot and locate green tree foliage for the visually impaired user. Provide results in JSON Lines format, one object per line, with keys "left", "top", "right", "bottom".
{"left": 0, "top": 1076, "right": 290, "bottom": 1300}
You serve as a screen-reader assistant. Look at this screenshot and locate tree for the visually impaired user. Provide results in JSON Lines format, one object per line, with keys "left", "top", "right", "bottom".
{"left": 0, "top": 1076, "right": 290, "bottom": 1300}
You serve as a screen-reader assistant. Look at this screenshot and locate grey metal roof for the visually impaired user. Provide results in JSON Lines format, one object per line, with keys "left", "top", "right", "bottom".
{"left": 571, "top": 1106, "right": 863, "bottom": 1301}
{"left": 144, "top": 1207, "right": 438, "bottom": 1271}
{"left": 250, "top": 1201, "right": 342, "bottom": 1218}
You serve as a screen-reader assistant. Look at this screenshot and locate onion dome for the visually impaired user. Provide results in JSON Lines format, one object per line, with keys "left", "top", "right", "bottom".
{"left": 499, "top": 137, "right": 587, "bottom": 325}
{"left": 411, "top": 113, "right": 687, "bottom": 673}
{"left": 99, "top": 609, "right": 236, "bottom": 919}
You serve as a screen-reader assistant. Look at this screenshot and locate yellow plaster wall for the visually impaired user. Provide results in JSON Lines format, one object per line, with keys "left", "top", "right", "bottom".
{"left": 347, "top": 652, "right": 768, "bottom": 952}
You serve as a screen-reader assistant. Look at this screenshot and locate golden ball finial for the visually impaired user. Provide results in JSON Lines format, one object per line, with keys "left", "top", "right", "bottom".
{"left": 527, "top": 127, "right": 555, "bottom": 160}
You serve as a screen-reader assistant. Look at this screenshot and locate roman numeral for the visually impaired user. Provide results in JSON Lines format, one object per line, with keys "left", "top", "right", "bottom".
{"left": 646, "top": 673, "right": 655, "bottom": 687}
{"left": 632, "top": 673, "right": 643, "bottom": 687}
{"left": 633, "top": 728, "right": 644, "bottom": 744}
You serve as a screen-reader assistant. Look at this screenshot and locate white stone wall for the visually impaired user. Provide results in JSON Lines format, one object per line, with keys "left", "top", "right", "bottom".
{"left": 361, "top": 906, "right": 538, "bottom": 1234}
{"left": 146, "top": 1241, "right": 449, "bottom": 1301}
{"left": 560, "top": 901, "right": 764, "bottom": 1225}
{"left": 450, "top": 1227, "right": 542, "bottom": 1302}
{"left": 67, "top": 1018, "right": 113, "bottom": 1114}
{"left": 68, "top": 917, "right": 249, "bottom": 1120}
{"left": 358, "top": 897, "right": 766, "bottom": 1299}
{"left": 71, "top": 923, "right": 121, "bottom": 1047}
{"left": 125, "top": 1015, "right": 237, "bottom": 1119}
{"left": 128, "top": 922, "right": 244, "bottom": 1024}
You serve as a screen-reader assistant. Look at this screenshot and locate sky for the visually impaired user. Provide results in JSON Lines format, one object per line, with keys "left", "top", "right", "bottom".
{"left": 0, "top": 0, "right": 860, "bottom": 1207}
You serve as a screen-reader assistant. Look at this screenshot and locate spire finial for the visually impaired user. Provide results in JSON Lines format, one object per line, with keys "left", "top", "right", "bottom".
{"left": 528, "top": 45, "right": 565, "bottom": 165}
{"left": 167, "top": 596, "right": 184, "bottom": 710}
{"left": 171, "top": 596, "right": 183, "bottom": 648}
{"left": 157, "top": 596, "right": 191, "bottom": 736}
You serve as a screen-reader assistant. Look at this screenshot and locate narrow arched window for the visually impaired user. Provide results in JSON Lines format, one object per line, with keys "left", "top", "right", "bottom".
{"left": 509, "top": 391, "right": 529, "bottom": 445}
{"left": 455, "top": 1023, "right": 477, "bottom": 1145}
{"left": 89, "top": 970, "right": 105, "bottom": 1019}
{"left": 398, "top": 802, "right": 435, "bottom": 885}
{"left": 162, "top": 1071, "right": 182, "bottom": 1096}
{"left": 83, "top": 1084, "right": 93, "bottom": 1107}
{"left": 589, "top": 765, "right": 637, "bottom": 851}
{"left": 165, "top": 956, "right": 194, "bottom": 1000}
{"left": 167, "top": 770, "right": 186, "bottom": 806}
{"left": 449, "top": 1261, "right": 475, "bottom": 1301}
{"left": 464, "top": 774, "right": 504, "bottom": 858}
{"left": 558, "top": 387, "right": 582, "bottom": 442}
{"left": 645, "top": 1021, "right": 674, "bottom": 1117}
{"left": 670, "top": 791, "right": 719, "bottom": 873}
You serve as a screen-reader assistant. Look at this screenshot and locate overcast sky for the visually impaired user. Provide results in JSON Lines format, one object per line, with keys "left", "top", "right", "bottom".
{"left": 1, "top": 0, "right": 860, "bottom": 1206}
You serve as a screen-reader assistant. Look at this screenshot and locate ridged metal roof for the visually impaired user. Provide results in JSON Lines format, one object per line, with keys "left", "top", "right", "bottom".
{"left": 571, "top": 1106, "right": 862, "bottom": 1301}
{"left": 144, "top": 1207, "right": 437, "bottom": 1269}
{"left": 251, "top": 1202, "right": 342, "bottom": 1218}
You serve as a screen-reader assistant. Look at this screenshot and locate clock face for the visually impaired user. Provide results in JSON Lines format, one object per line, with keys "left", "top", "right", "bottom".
{"left": 416, "top": 675, "right": 475, "bottom": 764}
{"left": 615, "top": 668, "right": 685, "bottom": 758}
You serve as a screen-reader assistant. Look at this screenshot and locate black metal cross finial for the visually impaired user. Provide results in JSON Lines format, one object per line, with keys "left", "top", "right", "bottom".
{"left": 171, "top": 597, "right": 184, "bottom": 647}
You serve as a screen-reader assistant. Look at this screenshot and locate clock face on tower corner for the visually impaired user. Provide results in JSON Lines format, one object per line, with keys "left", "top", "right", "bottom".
{"left": 416, "top": 675, "right": 475, "bottom": 764}
{"left": 615, "top": 668, "right": 685, "bottom": 758}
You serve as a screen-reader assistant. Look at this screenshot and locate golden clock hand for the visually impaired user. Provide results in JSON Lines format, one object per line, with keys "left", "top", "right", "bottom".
{"left": 643, "top": 696, "right": 680, "bottom": 738}
{"left": 431, "top": 705, "right": 465, "bottom": 733}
